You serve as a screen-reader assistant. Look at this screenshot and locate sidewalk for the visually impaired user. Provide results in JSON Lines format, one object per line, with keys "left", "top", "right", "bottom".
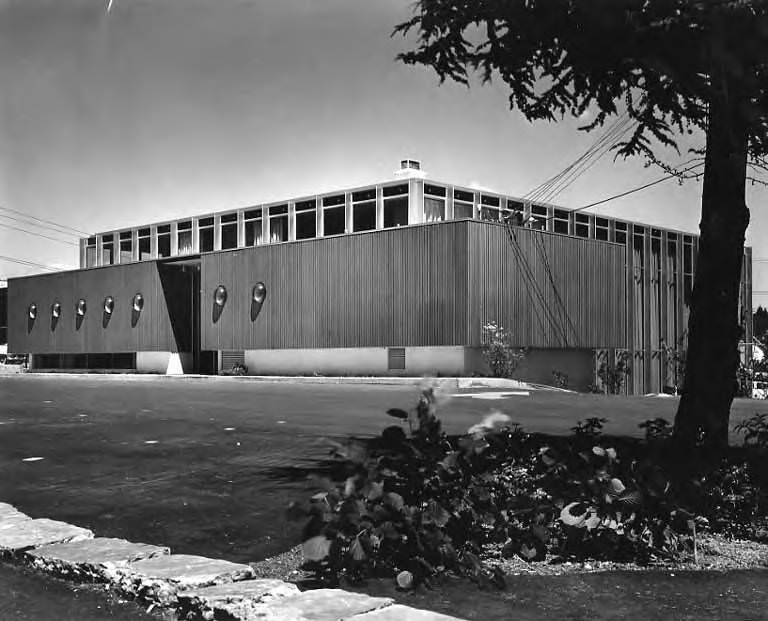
{"left": 11, "top": 371, "right": 536, "bottom": 391}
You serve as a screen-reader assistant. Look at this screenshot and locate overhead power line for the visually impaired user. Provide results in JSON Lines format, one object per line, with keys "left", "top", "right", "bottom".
{"left": 0, "top": 221, "right": 79, "bottom": 246}
{"left": 0, "top": 205, "right": 89, "bottom": 236}
{"left": 0, "top": 213, "right": 80, "bottom": 239}
{"left": 0, "top": 255, "right": 58, "bottom": 271}
{"left": 574, "top": 163, "right": 705, "bottom": 214}
{"left": 525, "top": 113, "right": 637, "bottom": 205}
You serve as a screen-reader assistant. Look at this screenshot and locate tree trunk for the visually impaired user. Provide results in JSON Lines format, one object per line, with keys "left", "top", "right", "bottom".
{"left": 673, "top": 86, "right": 750, "bottom": 451}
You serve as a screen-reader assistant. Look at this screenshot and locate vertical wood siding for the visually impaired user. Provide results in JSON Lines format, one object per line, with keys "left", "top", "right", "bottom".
{"left": 465, "top": 222, "right": 627, "bottom": 348}
{"left": 201, "top": 222, "right": 469, "bottom": 350}
{"left": 202, "top": 221, "right": 626, "bottom": 351}
{"left": 7, "top": 262, "right": 178, "bottom": 354}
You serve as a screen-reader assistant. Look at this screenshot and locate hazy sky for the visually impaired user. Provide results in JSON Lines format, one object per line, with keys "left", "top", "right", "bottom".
{"left": 1, "top": 0, "right": 766, "bottom": 306}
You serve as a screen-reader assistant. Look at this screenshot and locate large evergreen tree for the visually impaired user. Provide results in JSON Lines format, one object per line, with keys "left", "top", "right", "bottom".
{"left": 395, "top": 0, "right": 768, "bottom": 451}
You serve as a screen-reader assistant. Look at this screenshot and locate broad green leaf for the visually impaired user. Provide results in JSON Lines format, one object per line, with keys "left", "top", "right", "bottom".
{"left": 302, "top": 535, "right": 331, "bottom": 561}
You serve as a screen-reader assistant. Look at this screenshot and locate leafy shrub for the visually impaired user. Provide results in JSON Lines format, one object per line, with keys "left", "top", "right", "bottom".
{"left": 734, "top": 413, "right": 768, "bottom": 448}
{"left": 222, "top": 362, "right": 249, "bottom": 376}
{"left": 287, "top": 396, "right": 735, "bottom": 587}
{"left": 595, "top": 351, "right": 631, "bottom": 394}
{"left": 551, "top": 370, "right": 569, "bottom": 389}
{"left": 639, "top": 418, "right": 672, "bottom": 443}
{"left": 481, "top": 322, "right": 527, "bottom": 378}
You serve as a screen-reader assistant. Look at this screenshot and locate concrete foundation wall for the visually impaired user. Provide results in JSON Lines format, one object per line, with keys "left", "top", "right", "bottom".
{"left": 136, "top": 351, "right": 171, "bottom": 374}
{"left": 243, "top": 346, "right": 467, "bottom": 377}
{"left": 465, "top": 347, "right": 594, "bottom": 391}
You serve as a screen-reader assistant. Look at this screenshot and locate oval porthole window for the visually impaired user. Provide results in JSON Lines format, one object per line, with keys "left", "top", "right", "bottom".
{"left": 51, "top": 301, "right": 62, "bottom": 319}
{"left": 132, "top": 293, "right": 144, "bottom": 312}
{"left": 214, "top": 285, "right": 227, "bottom": 307}
{"left": 28, "top": 303, "right": 37, "bottom": 320}
{"left": 103, "top": 296, "right": 115, "bottom": 314}
{"left": 76, "top": 298, "right": 87, "bottom": 316}
{"left": 252, "top": 282, "right": 267, "bottom": 304}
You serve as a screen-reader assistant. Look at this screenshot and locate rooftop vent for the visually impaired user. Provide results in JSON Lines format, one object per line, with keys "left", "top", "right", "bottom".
{"left": 394, "top": 158, "right": 427, "bottom": 179}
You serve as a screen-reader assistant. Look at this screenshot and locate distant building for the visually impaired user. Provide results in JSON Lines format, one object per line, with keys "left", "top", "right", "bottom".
{"left": 7, "top": 161, "right": 753, "bottom": 393}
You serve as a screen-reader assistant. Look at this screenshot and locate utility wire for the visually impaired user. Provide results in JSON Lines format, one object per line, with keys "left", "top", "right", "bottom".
{"left": 525, "top": 113, "right": 634, "bottom": 204}
{"left": 537, "top": 119, "right": 637, "bottom": 205}
{"left": 574, "top": 163, "right": 704, "bottom": 214}
{"left": 505, "top": 222, "right": 572, "bottom": 347}
{"left": 0, "top": 255, "right": 58, "bottom": 271}
{"left": 0, "top": 221, "right": 79, "bottom": 246}
{"left": 0, "top": 205, "right": 89, "bottom": 236}
{"left": 0, "top": 213, "right": 80, "bottom": 238}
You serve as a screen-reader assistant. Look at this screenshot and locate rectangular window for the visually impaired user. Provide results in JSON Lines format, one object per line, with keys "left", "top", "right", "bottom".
{"left": 221, "top": 214, "right": 238, "bottom": 250}
{"left": 85, "top": 237, "right": 97, "bottom": 268}
{"left": 553, "top": 209, "right": 569, "bottom": 234}
{"left": 295, "top": 199, "right": 316, "bottom": 240}
{"left": 101, "top": 234, "right": 114, "bottom": 265}
{"left": 424, "top": 196, "right": 445, "bottom": 222}
{"left": 527, "top": 205, "right": 547, "bottom": 230}
{"left": 269, "top": 205, "right": 288, "bottom": 243}
{"left": 453, "top": 191, "right": 473, "bottom": 219}
{"left": 119, "top": 231, "right": 132, "bottom": 262}
{"left": 199, "top": 218, "right": 214, "bottom": 253}
{"left": 244, "top": 209, "right": 263, "bottom": 246}
{"left": 480, "top": 206, "right": 499, "bottom": 221}
{"left": 157, "top": 224, "right": 171, "bottom": 258}
{"left": 352, "top": 190, "right": 376, "bottom": 232}
{"left": 323, "top": 205, "right": 345, "bottom": 236}
{"left": 683, "top": 239, "right": 693, "bottom": 274}
{"left": 323, "top": 194, "right": 345, "bottom": 207}
{"left": 138, "top": 228, "right": 151, "bottom": 260}
{"left": 615, "top": 221, "right": 628, "bottom": 245}
{"left": 424, "top": 184, "right": 446, "bottom": 197}
{"left": 575, "top": 213, "right": 590, "bottom": 238}
{"left": 384, "top": 196, "right": 408, "bottom": 228}
{"left": 595, "top": 217, "right": 609, "bottom": 241}
{"left": 382, "top": 184, "right": 408, "bottom": 198}
{"left": 480, "top": 194, "right": 500, "bottom": 207}
{"left": 453, "top": 202, "right": 473, "bottom": 219}
{"left": 177, "top": 221, "right": 193, "bottom": 254}
{"left": 352, "top": 189, "right": 376, "bottom": 202}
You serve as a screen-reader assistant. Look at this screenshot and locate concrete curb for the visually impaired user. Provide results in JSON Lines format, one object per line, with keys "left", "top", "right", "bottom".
{"left": 5, "top": 372, "right": 535, "bottom": 390}
{"left": 0, "top": 501, "right": 466, "bottom": 621}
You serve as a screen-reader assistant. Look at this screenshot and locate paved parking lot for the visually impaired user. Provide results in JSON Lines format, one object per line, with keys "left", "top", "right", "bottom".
{"left": 0, "top": 375, "right": 764, "bottom": 565}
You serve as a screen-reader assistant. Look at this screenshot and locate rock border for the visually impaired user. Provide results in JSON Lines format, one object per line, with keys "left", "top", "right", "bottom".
{"left": 0, "top": 502, "right": 465, "bottom": 621}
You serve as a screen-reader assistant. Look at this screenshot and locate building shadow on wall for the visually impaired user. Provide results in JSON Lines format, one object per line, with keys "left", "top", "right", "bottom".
{"left": 158, "top": 262, "right": 195, "bottom": 353}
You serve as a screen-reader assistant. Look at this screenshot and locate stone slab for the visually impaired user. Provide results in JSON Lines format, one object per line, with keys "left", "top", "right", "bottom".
{"left": 348, "top": 603, "right": 466, "bottom": 621}
{"left": 0, "top": 503, "right": 29, "bottom": 520}
{"left": 234, "top": 588, "right": 393, "bottom": 621}
{"left": 0, "top": 518, "right": 93, "bottom": 553}
{"left": 0, "top": 514, "right": 33, "bottom": 532}
{"left": 113, "top": 553, "right": 255, "bottom": 605}
{"left": 26, "top": 537, "right": 170, "bottom": 582}
{"left": 177, "top": 579, "right": 301, "bottom": 620}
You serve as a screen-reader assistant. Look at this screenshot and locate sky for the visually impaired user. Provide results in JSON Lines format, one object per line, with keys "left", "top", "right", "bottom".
{"left": 0, "top": 0, "right": 766, "bottom": 307}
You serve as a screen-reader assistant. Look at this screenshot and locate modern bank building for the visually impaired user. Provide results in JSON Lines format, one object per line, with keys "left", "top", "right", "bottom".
{"left": 5, "top": 160, "right": 754, "bottom": 394}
